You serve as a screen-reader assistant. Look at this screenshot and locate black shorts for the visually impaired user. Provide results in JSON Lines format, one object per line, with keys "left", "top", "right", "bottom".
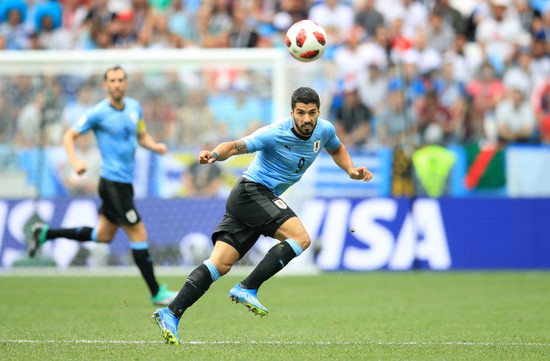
{"left": 98, "top": 177, "right": 141, "bottom": 226}
{"left": 212, "top": 177, "right": 297, "bottom": 258}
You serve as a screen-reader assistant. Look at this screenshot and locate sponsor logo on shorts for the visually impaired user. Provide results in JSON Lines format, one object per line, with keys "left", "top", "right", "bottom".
{"left": 126, "top": 209, "right": 138, "bottom": 223}
{"left": 313, "top": 140, "right": 321, "bottom": 153}
{"left": 273, "top": 198, "right": 288, "bottom": 209}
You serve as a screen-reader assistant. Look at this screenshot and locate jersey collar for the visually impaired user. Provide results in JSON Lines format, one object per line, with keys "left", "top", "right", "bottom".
{"left": 291, "top": 126, "right": 312, "bottom": 141}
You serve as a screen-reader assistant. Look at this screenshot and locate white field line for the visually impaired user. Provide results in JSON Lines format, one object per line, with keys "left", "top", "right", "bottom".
{"left": 1, "top": 340, "right": 549, "bottom": 347}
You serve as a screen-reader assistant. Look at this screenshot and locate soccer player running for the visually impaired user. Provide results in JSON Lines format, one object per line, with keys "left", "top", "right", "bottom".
{"left": 28, "top": 66, "right": 176, "bottom": 306}
{"left": 153, "top": 87, "right": 373, "bottom": 344}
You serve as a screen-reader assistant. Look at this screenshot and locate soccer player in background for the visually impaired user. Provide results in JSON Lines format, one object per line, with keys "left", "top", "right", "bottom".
{"left": 153, "top": 87, "right": 373, "bottom": 344}
{"left": 28, "top": 66, "right": 177, "bottom": 306}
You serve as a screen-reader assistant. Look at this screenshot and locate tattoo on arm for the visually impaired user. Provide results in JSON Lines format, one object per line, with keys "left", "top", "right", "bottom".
{"left": 234, "top": 140, "right": 247, "bottom": 154}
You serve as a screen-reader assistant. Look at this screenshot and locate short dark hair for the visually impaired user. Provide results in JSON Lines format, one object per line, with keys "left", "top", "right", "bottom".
{"left": 104, "top": 65, "right": 127, "bottom": 80}
{"left": 291, "top": 87, "right": 320, "bottom": 109}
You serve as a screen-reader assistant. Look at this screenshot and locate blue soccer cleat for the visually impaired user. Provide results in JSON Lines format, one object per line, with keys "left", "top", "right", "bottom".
{"left": 229, "top": 283, "right": 269, "bottom": 317}
{"left": 152, "top": 308, "right": 180, "bottom": 345}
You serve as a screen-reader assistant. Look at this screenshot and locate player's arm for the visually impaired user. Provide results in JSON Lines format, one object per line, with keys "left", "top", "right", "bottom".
{"left": 198, "top": 140, "right": 248, "bottom": 164}
{"left": 137, "top": 119, "right": 166, "bottom": 155}
{"left": 326, "top": 143, "right": 373, "bottom": 182}
{"left": 63, "top": 128, "right": 88, "bottom": 175}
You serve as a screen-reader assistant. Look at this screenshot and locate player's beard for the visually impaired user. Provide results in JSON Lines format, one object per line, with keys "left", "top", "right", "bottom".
{"left": 293, "top": 117, "right": 316, "bottom": 137}
{"left": 109, "top": 87, "right": 124, "bottom": 102}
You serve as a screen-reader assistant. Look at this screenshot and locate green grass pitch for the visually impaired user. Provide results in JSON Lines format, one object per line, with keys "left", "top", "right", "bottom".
{"left": 0, "top": 272, "right": 548, "bottom": 360}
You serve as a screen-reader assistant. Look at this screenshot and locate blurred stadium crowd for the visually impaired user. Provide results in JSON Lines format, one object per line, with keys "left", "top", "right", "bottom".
{"left": 1, "top": 0, "right": 550, "bottom": 150}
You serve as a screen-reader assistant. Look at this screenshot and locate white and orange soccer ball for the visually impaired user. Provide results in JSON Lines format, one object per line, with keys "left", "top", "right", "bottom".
{"left": 285, "top": 20, "right": 327, "bottom": 62}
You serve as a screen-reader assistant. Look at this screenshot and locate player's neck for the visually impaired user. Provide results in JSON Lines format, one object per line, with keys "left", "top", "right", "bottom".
{"left": 291, "top": 127, "right": 312, "bottom": 140}
{"left": 108, "top": 97, "right": 125, "bottom": 111}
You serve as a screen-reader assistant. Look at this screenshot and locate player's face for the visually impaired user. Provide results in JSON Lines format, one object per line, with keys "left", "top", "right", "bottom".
{"left": 291, "top": 102, "right": 319, "bottom": 137}
{"left": 104, "top": 69, "right": 127, "bottom": 101}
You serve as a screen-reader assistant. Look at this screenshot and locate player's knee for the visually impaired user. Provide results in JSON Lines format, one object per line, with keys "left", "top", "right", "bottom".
{"left": 96, "top": 236, "right": 114, "bottom": 243}
{"left": 218, "top": 260, "right": 235, "bottom": 276}
{"left": 294, "top": 234, "right": 311, "bottom": 251}
{"left": 95, "top": 232, "right": 115, "bottom": 243}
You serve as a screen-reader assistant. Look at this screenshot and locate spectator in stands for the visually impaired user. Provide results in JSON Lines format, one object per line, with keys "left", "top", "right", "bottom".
{"left": 0, "top": 3, "right": 30, "bottom": 50}
{"left": 531, "top": 75, "right": 550, "bottom": 134}
{"left": 131, "top": 0, "right": 155, "bottom": 41}
{"left": 36, "top": 11, "right": 65, "bottom": 50}
{"left": 61, "top": 0, "right": 88, "bottom": 31}
{"left": 168, "top": 0, "right": 199, "bottom": 47}
{"left": 308, "top": 0, "right": 354, "bottom": 47}
{"left": 388, "top": 12, "right": 413, "bottom": 62}
{"left": 390, "top": 58, "right": 426, "bottom": 111}
{"left": 358, "top": 25, "right": 390, "bottom": 70}
{"left": 89, "top": 25, "right": 113, "bottom": 49}
{"left": 435, "top": 0, "right": 466, "bottom": 35}
{"left": 272, "top": 0, "right": 308, "bottom": 32}
{"left": 84, "top": 0, "right": 115, "bottom": 29}
{"left": 198, "top": 0, "right": 234, "bottom": 48}
{"left": 354, "top": 0, "right": 384, "bottom": 37}
{"left": 334, "top": 84, "right": 372, "bottom": 149}
{"left": 142, "top": 92, "right": 176, "bottom": 141}
{"left": 112, "top": 10, "right": 138, "bottom": 48}
{"left": 475, "top": 0, "right": 527, "bottom": 73}
{"left": 333, "top": 25, "right": 369, "bottom": 80}
{"left": 444, "top": 32, "right": 482, "bottom": 83}
{"left": 466, "top": 62, "right": 506, "bottom": 141}
{"left": 14, "top": 91, "right": 45, "bottom": 148}
{"left": 3, "top": 75, "right": 37, "bottom": 118}
{"left": 538, "top": 4, "right": 550, "bottom": 42}
{"left": 495, "top": 84, "right": 536, "bottom": 144}
{"left": 399, "top": 0, "right": 429, "bottom": 41}
{"left": 214, "top": 86, "right": 265, "bottom": 140}
{"left": 228, "top": 5, "right": 259, "bottom": 48}
{"left": 144, "top": 12, "right": 172, "bottom": 48}
{"left": 540, "top": 114, "right": 550, "bottom": 144}
{"left": 404, "top": 28, "right": 443, "bottom": 76}
{"left": 530, "top": 39, "right": 550, "bottom": 88}
{"left": 503, "top": 46, "right": 535, "bottom": 97}
{"left": 416, "top": 89, "right": 457, "bottom": 144}
{"left": 511, "top": 0, "right": 536, "bottom": 33}
{"left": 61, "top": 85, "right": 94, "bottom": 137}
{"left": 357, "top": 63, "right": 388, "bottom": 116}
{"left": 377, "top": 85, "right": 418, "bottom": 148}
{"left": 172, "top": 88, "right": 215, "bottom": 147}
{"left": 426, "top": 8, "right": 455, "bottom": 54}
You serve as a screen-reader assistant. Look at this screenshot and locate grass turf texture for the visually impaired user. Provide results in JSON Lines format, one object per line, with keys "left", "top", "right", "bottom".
{"left": 0, "top": 272, "right": 548, "bottom": 360}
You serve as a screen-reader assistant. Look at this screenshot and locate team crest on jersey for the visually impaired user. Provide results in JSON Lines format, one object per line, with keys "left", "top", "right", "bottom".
{"left": 130, "top": 112, "right": 139, "bottom": 123}
{"left": 273, "top": 198, "right": 288, "bottom": 209}
{"left": 313, "top": 140, "right": 321, "bottom": 153}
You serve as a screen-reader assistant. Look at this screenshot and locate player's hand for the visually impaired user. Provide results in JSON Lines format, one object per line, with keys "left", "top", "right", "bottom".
{"left": 154, "top": 143, "right": 167, "bottom": 155}
{"left": 349, "top": 167, "right": 373, "bottom": 182}
{"left": 198, "top": 150, "right": 218, "bottom": 164}
{"left": 72, "top": 160, "right": 88, "bottom": 175}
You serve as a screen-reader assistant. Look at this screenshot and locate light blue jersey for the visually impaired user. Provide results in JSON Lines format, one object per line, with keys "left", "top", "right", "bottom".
{"left": 242, "top": 117, "right": 341, "bottom": 196}
{"left": 73, "top": 97, "right": 143, "bottom": 183}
